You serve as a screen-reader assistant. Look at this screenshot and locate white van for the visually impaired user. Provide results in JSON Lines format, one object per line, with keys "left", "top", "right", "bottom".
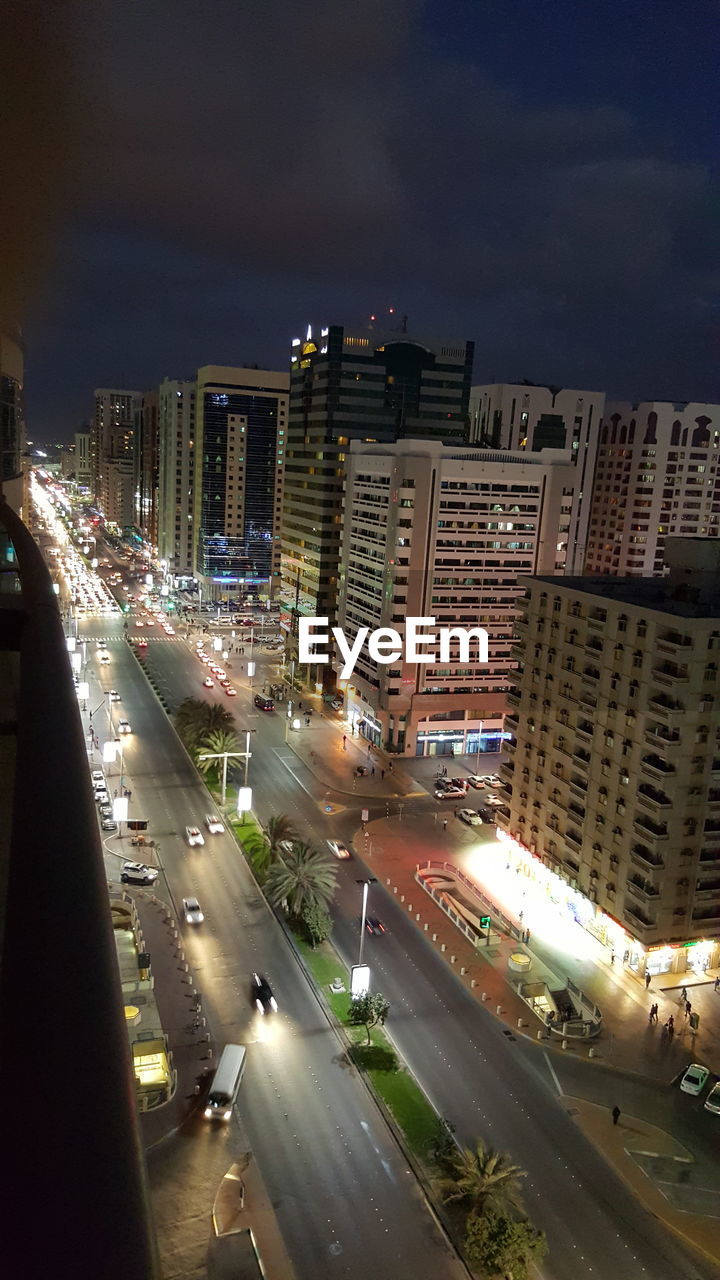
{"left": 204, "top": 1044, "right": 246, "bottom": 1121}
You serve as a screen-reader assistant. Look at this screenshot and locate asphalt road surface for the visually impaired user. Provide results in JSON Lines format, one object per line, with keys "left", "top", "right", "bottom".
{"left": 83, "top": 623, "right": 717, "bottom": 1280}
{"left": 83, "top": 627, "right": 464, "bottom": 1280}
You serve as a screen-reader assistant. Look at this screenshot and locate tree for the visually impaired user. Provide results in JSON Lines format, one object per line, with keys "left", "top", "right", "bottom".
{"left": 265, "top": 841, "right": 338, "bottom": 917}
{"left": 266, "top": 813, "right": 298, "bottom": 863}
{"left": 244, "top": 830, "right": 271, "bottom": 883}
{"left": 300, "top": 900, "right": 332, "bottom": 948}
{"left": 438, "top": 1141, "right": 526, "bottom": 1218}
{"left": 348, "top": 991, "right": 390, "bottom": 1044}
{"left": 196, "top": 728, "right": 241, "bottom": 774}
{"left": 175, "top": 698, "right": 234, "bottom": 753}
{"left": 464, "top": 1210, "right": 546, "bottom": 1279}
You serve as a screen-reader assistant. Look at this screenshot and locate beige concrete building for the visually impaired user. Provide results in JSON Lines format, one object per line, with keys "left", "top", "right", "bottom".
{"left": 337, "top": 438, "right": 576, "bottom": 756}
{"left": 585, "top": 400, "right": 720, "bottom": 577}
{"left": 500, "top": 538, "right": 720, "bottom": 976}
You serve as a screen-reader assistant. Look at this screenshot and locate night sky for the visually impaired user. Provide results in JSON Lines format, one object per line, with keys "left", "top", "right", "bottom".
{"left": 8, "top": 0, "right": 719, "bottom": 442}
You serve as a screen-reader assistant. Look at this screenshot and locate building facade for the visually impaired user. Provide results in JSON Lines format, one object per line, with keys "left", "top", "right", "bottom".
{"left": 192, "top": 366, "right": 288, "bottom": 598}
{"left": 133, "top": 391, "right": 159, "bottom": 549}
{"left": 281, "top": 325, "right": 474, "bottom": 630}
{"left": 585, "top": 400, "right": 720, "bottom": 577}
{"left": 92, "top": 388, "right": 141, "bottom": 526}
{"left": 337, "top": 438, "right": 577, "bottom": 755}
{"left": 0, "top": 330, "right": 26, "bottom": 516}
{"left": 499, "top": 538, "right": 720, "bottom": 975}
{"left": 74, "top": 431, "right": 92, "bottom": 488}
{"left": 469, "top": 382, "right": 605, "bottom": 572}
{"left": 157, "top": 378, "right": 196, "bottom": 577}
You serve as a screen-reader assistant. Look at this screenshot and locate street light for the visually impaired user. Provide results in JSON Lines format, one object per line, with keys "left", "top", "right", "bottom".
{"left": 356, "top": 877, "right": 377, "bottom": 967}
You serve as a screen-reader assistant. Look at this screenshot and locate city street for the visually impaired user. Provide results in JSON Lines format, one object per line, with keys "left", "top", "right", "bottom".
{"left": 80, "top": 618, "right": 718, "bottom": 1280}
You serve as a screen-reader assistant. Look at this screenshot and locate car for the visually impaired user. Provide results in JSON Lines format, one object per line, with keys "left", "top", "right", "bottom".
{"left": 98, "top": 651, "right": 110, "bottom": 664}
{"left": 450, "top": 777, "right": 469, "bottom": 793}
{"left": 219, "top": 678, "right": 231, "bottom": 688}
{"left": 182, "top": 896, "right": 204, "bottom": 925}
{"left": 457, "top": 808, "right": 483, "bottom": 826}
{"left": 203, "top": 677, "right": 214, "bottom": 688}
{"left": 185, "top": 826, "right": 205, "bottom": 847}
{"left": 164, "top": 626, "right": 175, "bottom": 635}
{"left": 96, "top": 640, "right": 107, "bottom": 651}
{"left": 121, "top": 861, "right": 159, "bottom": 885}
{"left": 434, "top": 785, "right": 465, "bottom": 800}
{"left": 485, "top": 795, "right": 504, "bottom": 808}
{"left": 680, "top": 1063, "right": 710, "bottom": 1095}
{"left": 326, "top": 839, "right": 351, "bottom": 860}
{"left": 330, "top": 697, "right": 344, "bottom": 711}
{"left": 363, "top": 915, "right": 385, "bottom": 935}
{"left": 136, "top": 619, "right": 144, "bottom": 627}
{"left": 210, "top": 666, "right": 225, "bottom": 676}
{"left": 225, "top": 686, "right": 237, "bottom": 697}
{"left": 205, "top": 815, "right": 224, "bottom": 834}
{"left": 91, "top": 770, "right": 105, "bottom": 786}
{"left": 704, "top": 1082, "right": 720, "bottom": 1114}
{"left": 108, "top": 689, "right": 121, "bottom": 702}
{"left": 117, "top": 719, "right": 132, "bottom": 734}
{"left": 99, "top": 803, "right": 113, "bottom": 819}
{"left": 466, "top": 775, "right": 485, "bottom": 789}
{"left": 254, "top": 693, "right": 274, "bottom": 711}
{"left": 251, "top": 972, "right": 277, "bottom": 1015}
{"left": 479, "top": 774, "right": 500, "bottom": 785}
{"left": 94, "top": 787, "right": 109, "bottom": 803}
{"left": 478, "top": 807, "right": 496, "bottom": 823}
{"left": 486, "top": 775, "right": 503, "bottom": 788}
{"left": 136, "top": 638, "right": 148, "bottom": 649}
{"left": 101, "top": 819, "right": 118, "bottom": 832}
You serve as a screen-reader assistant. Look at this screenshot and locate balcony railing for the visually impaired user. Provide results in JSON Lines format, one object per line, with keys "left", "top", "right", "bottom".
{"left": 637, "top": 783, "right": 673, "bottom": 809}
{"left": 644, "top": 727, "right": 681, "bottom": 751}
{"left": 633, "top": 815, "right": 668, "bottom": 840}
{"left": 640, "top": 754, "right": 675, "bottom": 780}
{"left": 0, "top": 497, "right": 158, "bottom": 1279}
{"left": 648, "top": 693, "right": 684, "bottom": 717}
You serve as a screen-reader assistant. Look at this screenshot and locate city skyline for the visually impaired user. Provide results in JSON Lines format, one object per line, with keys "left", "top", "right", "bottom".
{"left": 7, "top": 1, "right": 718, "bottom": 442}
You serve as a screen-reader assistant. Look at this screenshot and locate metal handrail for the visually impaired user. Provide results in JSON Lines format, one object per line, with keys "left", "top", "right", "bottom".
{"left": 0, "top": 497, "right": 159, "bottom": 1279}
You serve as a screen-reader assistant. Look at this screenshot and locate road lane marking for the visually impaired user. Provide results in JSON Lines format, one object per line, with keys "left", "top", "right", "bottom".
{"left": 543, "top": 1050, "right": 563, "bottom": 1098}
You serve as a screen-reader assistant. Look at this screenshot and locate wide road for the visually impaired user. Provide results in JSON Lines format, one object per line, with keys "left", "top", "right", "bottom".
{"left": 81, "top": 625, "right": 464, "bottom": 1280}
{"left": 128, "top": 628, "right": 718, "bottom": 1280}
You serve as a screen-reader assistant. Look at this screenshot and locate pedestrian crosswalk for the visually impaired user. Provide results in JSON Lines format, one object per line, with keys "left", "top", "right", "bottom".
{"left": 79, "top": 633, "right": 182, "bottom": 643}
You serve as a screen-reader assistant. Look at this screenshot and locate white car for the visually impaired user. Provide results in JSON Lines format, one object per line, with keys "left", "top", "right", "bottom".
{"left": 94, "top": 787, "right": 109, "bottom": 803}
{"left": 457, "top": 808, "right": 483, "bottom": 826}
{"left": 121, "top": 861, "right": 159, "bottom": 885}
{"left": 182, "top": 896, "right": 204, "bottom": 925}
{"left": 98, "top": 651, "right": 110, "bottom": 664}
{"left": 185, "top": 826, "right": 205, "bottom": 847}
{"left": 466, "top": 775, "right": 485, "bottom": 789}
{"left": 117, "top": 719, "right": 132, "bottom": 734}
{"left": 485, "top": 775, "right": 503, "bottom": 788}
{"left": 108, "top": 690, "right": 121, "bottom": 702}
{"left": 680, "top": 1063, "right": 710, "bottom": 1095}
{"left": 205, "top": 815, "right": 224, "bottom": 834}
{"left": 435, "top": 785, "right": 465, "bottom": 800}
{"left": 326, "top": 839, "right": 351, "bottom": 860}
{"left": 704, "top": 1082, "right": 720, "bottom": 1114}
{"left": 91, "top": 770, "right": 105, "bottom": 786}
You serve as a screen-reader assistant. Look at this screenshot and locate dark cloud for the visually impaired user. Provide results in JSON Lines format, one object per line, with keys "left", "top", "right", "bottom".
{"left": 19, "top": 0, "right": 719, "bottom": 437}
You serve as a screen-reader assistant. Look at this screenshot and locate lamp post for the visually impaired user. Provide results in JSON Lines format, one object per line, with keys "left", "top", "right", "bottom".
{"left": 356, "top": 877, "right": 377, "bottom": 967}
{"left": 198, "top": 733, "right": 255, "bottom": 807}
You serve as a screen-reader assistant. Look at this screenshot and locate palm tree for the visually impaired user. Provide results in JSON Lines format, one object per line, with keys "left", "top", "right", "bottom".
{"left": 265, "top": 841, "right": 338, "bottom": 917}
{"left": 438, "top": 1141, "right": 526, "bottom": 1218}
{"left": 196, "top": 728, "right": 241, "bottom": 774}
{"left": 266, "top": 813, "right": 298, "bottom": 864}
{"left": 175, "top": 697, "right": 234, "bottom": 753}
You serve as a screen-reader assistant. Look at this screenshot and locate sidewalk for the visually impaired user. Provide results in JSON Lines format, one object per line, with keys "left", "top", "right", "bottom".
{"left": 360, "top": 812, "right": 720, "bottom": 1083}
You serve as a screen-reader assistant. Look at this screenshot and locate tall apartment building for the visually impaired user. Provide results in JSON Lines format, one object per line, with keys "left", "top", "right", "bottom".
{"left": 92, "top": 388, "right": 141, "bottom": 526}
{"left": 157, "top": 378, "right": 196, "bottom": 577}
{"left": 585, "top": 400, "right": 720, "bottom": 577}
{"left": 469, "top": 382, "right": 605, "bottom": 571}
{"left": 281, "top": 325, "right": 474, "bottom": 626}
{"left": 336, "top": 439, "right": 577, "bottom": 755}
{"left": 133, "top": 391, "right": 159, "bottom": 548}
{"left": 192, "top": 366, "right": 288, "bottom": 598}
{"left": 74, "top": 431, "right": 92, "bottom": 488}
{"left": 499, "top": 538, "right": 720, "bottom": 976}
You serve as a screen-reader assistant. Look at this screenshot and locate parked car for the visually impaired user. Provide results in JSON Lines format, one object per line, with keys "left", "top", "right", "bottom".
{"left": 91, "top": 770, "right": 105, "bottom": 786}
{"left": 680, "top": 1063, "right": 710, "bottom": 1095}
{"left": 185, "top": 826, "right": 205, "bottom": 847}
{"left": 450, "top": 777, "right": 469, "bottom": 792}
{"left": 182, "top": 896, "right": 204, "bottom": 925}
{"left": 457, "top": 808, "right": 483, "bottom": 826}
{"left": 466, "top": 775, "right": 485, "bottom": 789}
{"left": 478, "top": 807, "right": 496, "bottom": 823}
{"left": 704, "top": 1082, "right": 720, "bottom": 1113}
{"left": 121, "top": 861, "right": 159, "bottom": 885}
{"left": 101, "top": 819, "right": 118, "bottom": 832}
{"left": 99, "top": 803, "right": 113, "bottom": 819}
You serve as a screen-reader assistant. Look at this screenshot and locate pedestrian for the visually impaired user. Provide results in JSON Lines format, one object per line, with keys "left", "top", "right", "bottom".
{"left": 388, "top": 760, "right": 393, "bottom": 772}
{"left": 371, "top": 766, "right": 375, "bottom": 777}
{"left": 612, "top": 1105, "right": 621, "bottom": 1126}
{"left": 645, "top": 971, "right": 651, "bottom": 989}
{"left": 343, "top": 735, "right": 347, "bottom": 749}
{"left": 680, "top": 985, "right": 688, "bottom": 1002}
{"left": 715, "top": 976, "right": 720, "bottom": 992}
{"left": 381, "top": 768, "right": 385, "bottom": 781}
{"left": 442, "top": 818, "right": 448, "bottom": 831}
{"left": 685, "top": 1000, "right": 692, "bottom": 1019}
{"left": 610, "top": 951, "right": 615, "bottom": 966}
{"left": 305, "top": 715, "right": 310, "bottom": 726}
{"left": 648, "top": 1007, "right": 654, "bottom": 1025}
{"left": 299, "top": 701, "right": 303, "bottom": 712}
{"left": 667, "top": 1015, "right": 675, "bottom": 1038}
{"left": 525, "top": 929, "right": 531, "bottom": 945}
